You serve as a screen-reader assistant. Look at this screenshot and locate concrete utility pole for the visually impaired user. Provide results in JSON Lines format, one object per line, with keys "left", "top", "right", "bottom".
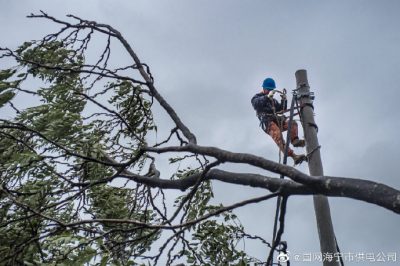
{"left": 295, "top": 70, "right": 340, "bottom": 266}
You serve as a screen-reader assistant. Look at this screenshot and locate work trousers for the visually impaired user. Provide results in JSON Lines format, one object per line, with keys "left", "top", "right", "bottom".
{"left": 266, "top": 120, "right": 299, "bottom": 157}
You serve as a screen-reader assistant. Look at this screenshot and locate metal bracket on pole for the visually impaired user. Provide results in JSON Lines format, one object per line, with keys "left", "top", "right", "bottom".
{"left": 294, "top": 91, "right": 315, "bottom": 100}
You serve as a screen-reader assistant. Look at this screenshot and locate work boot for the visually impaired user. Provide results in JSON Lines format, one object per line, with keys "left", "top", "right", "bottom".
{"left": 292, "top": 154, "right": 307, "bottom": 165}
{"left": 292, "top": 138, "right": 306, "bottom": 148}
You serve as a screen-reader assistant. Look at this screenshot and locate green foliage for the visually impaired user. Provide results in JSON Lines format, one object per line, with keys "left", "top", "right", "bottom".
{"left": 0, "top": 18, "right": 260, "bottom": 265}
{"left": 0, "top": 90, "right": 15, "bottom": 108}
{"left": 0, "top": 69, "right": 17, "bottom": 81}
{"left": 190, "top": 220, "right": 249, "bottom": 265}
{"left": 0, "top": 69, "right": 20, "bottom": 108}
{"left": 108, "top": 80, "right": 155, "bottom": 140}
{"left": 170, "top": 168, "right": 260, "bottom": 265}
{"left": 39, "top": 233, "right": 97, "bottom": 266}
{"left": 0, "top": 38, "right": 157, "bottom": 265}
{"left": 18, "top": 41, "right": 83, "bottom": 82}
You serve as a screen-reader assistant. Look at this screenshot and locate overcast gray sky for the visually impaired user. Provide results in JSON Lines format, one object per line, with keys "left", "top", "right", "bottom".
{"left": 1, "top": 0, "right": 400, "bottom": 265}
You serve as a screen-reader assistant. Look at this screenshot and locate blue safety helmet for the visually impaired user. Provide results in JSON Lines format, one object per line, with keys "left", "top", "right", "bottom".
{"left": 262, "top": 78, "right": 276, "bottom": 90}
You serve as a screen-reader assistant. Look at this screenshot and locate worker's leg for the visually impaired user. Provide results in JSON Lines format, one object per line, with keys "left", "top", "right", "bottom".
{"left": 281, "top": 120, "right": 306, "bottom": 147}
{"left": 281, "top": 120, "right": 299, "bottom": 143}
{"left": 267, "top": 122, "right": 295, "bottom": 157}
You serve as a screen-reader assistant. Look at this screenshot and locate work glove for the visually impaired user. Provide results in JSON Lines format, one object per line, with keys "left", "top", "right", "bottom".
{"left": 267, "top": 90, "right": 276, "bottom": 98}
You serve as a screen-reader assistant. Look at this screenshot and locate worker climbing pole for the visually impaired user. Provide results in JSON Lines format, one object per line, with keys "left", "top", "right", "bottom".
{"left": 251, "top": 77, "right": 307, "bottom": 165}
{"left": 251, "top": 71, "right": 342, "bottom": 266}
{"left": 251, "top": 77, "right": 306, "bottom": 265}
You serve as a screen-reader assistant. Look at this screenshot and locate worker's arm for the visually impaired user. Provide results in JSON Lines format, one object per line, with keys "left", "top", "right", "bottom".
{"left": 251, "top": 94, "right": 269, "bottom": 110}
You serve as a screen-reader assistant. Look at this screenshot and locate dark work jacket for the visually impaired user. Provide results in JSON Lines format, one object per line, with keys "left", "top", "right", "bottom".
{"left": 251, "top": 92, "right": 287, "bottom": 131}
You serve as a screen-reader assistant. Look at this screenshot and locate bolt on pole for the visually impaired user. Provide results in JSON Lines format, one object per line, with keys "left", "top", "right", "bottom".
{"left": 295, "top": 69, "right": 340, "bottom": 266}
